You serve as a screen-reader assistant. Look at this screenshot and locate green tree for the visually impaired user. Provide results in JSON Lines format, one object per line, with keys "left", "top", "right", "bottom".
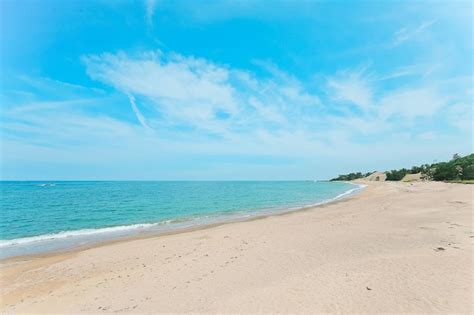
{"left": 432, "top": 162, "right": 458, "bottom": 181}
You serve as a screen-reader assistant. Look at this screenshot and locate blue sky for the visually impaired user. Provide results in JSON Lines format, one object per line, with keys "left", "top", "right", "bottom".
{"left": 1, "top": 0, "right": 472, "bottom": 180}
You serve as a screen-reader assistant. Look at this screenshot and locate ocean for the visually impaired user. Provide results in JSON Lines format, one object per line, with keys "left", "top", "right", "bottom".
{"left": 0, "top": 181, "right": 363, "bottom": 258}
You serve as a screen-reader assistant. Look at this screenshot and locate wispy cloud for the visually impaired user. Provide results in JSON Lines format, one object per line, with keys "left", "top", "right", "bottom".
{"left": 391, "top": 20, "right": 436, "bottom": 47}
{"left": 378, "top": 87, "right": 445, "bottom": 119}
{"left": 324, "top": 66, "right": 471, "bottom": 139}
{"left": 127, "top": 94, "right": 152, "bottom": 131}
{"left": 6, "top": 99, "right": 97, "bottom": 114}
{"left": 375, "top": 64, "right": 433, "bottom": 81}
{"left": 83, "top": 51, "right": 320, "bottom": 137}
{"left": 326, "top": 70, "right": 373, "bottom": 111}
{"left": 145, "top": 0, "right": 157, "bottom": 27}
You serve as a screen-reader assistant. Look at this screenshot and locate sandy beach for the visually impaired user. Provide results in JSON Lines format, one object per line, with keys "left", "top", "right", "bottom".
{"left": 1, "top": 181, "right": 472, "bottom": 313}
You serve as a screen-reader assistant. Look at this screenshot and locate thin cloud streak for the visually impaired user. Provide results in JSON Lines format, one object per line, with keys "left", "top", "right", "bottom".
{"left": 145, "top": 0, "right": 157, "bottom": 27}
{"left": 127, "top": 94, "right": 152, "bottom": 131}
{"left": 391, "top": 20, "right": 436, "bottom": 47}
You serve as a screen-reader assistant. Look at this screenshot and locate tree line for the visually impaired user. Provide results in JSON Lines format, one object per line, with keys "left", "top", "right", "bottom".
{"left": 331, "top": 153, "right": 474, "bottom": 182}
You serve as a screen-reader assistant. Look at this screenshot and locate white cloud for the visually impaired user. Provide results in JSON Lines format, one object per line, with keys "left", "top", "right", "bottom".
{"left": 445, "top": 102, "right": 473, "bottom": 133}
{"left": 323, "top": 68, "right": 470, "bottom": 140}
{"left": 83, "top": 51, "right": 320, "bottom": 137}
{"left": 375, "top": 63, "right": 439, "bottom": 81}
{"left": 378, "top": 87, "right": 446, "bottom": 119}
{"left": 391, "top": 20, "right": 435, "bottom": 47}
{"left": 326, "top": 71, "right": 373, "bottom": 111}
{"left": 418, "top": 131, "right": 436, "bottom": 141}
{"left": 127, "top": 94, "right": 152, "bottom": 131}
{"left": 7, "top": 99, "right": 97, "bottom": 114}
{"left": 145, "top": 0, "right": 157, "bottom": 27}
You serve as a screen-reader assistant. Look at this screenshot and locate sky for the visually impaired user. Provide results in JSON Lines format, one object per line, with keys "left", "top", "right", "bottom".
{"left": 0, "top": 0, "right": 472, "bottom": 180}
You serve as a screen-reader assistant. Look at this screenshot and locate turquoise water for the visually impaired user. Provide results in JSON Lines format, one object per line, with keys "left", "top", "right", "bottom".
{"left": 0, "top": 181, "right": 362, "bottom": 258}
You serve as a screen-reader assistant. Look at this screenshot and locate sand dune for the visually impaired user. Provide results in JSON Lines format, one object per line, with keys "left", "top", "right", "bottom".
{"left": 1, "top": 181, "right": 472, "bottom": 313}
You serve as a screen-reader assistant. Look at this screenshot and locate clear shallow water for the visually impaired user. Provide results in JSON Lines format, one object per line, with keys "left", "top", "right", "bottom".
{"left": 0, "top": 181, "right": 363, "bottom": 258}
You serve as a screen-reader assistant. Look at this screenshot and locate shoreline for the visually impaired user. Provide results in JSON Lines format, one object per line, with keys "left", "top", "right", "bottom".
{"left": 1, "top": 181, "right": 472, "bottom": 313}
{"left": 0, "top": 182, "right": 365, "bottom": 262}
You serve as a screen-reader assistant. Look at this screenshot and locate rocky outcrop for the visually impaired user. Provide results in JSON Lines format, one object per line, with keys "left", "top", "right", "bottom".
{"left": 364, "top": 172, "right": 387, "bottom": 181}
{"left": 401, "top": 173, "right": 422, "bottom": 182}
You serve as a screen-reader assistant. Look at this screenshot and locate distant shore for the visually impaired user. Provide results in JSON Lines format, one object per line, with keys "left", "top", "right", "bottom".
{"left": 1, "top": 181, "right": 472, "bottom": 313}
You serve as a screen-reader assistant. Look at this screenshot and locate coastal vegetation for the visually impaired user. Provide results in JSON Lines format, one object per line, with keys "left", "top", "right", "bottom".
{"left": 329, "top": 172, "right": 374, "bottom": 181}
{"left": 331, "top": 153, "right": 474, "bottom": 182}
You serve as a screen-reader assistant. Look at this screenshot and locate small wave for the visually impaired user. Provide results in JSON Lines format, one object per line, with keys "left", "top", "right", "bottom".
{"left": 290, "top": 182, "right": 366, "bottom": 210}
{"left": 330, "top": 182, "right": 366, "bottom": 201}
{"left": 36, "top": 183, "right": 56, "bottom": 187}
{"left": 0, "top": 222, "right": 168, "bottom": 248}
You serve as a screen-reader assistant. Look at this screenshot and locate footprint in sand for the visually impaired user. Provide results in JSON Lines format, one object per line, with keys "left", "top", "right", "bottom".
{"left": 448, "top": 200, "right": 466, "bottom": 204}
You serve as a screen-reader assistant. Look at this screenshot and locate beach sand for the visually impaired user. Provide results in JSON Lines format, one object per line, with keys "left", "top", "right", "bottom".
{"left": 1, "top": 181, "right": 472, "bottom": 313}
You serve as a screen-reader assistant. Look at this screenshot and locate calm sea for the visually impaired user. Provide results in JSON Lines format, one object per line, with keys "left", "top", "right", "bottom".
{"left": 0, "top": 181, "right": 363, "bottom": 258}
